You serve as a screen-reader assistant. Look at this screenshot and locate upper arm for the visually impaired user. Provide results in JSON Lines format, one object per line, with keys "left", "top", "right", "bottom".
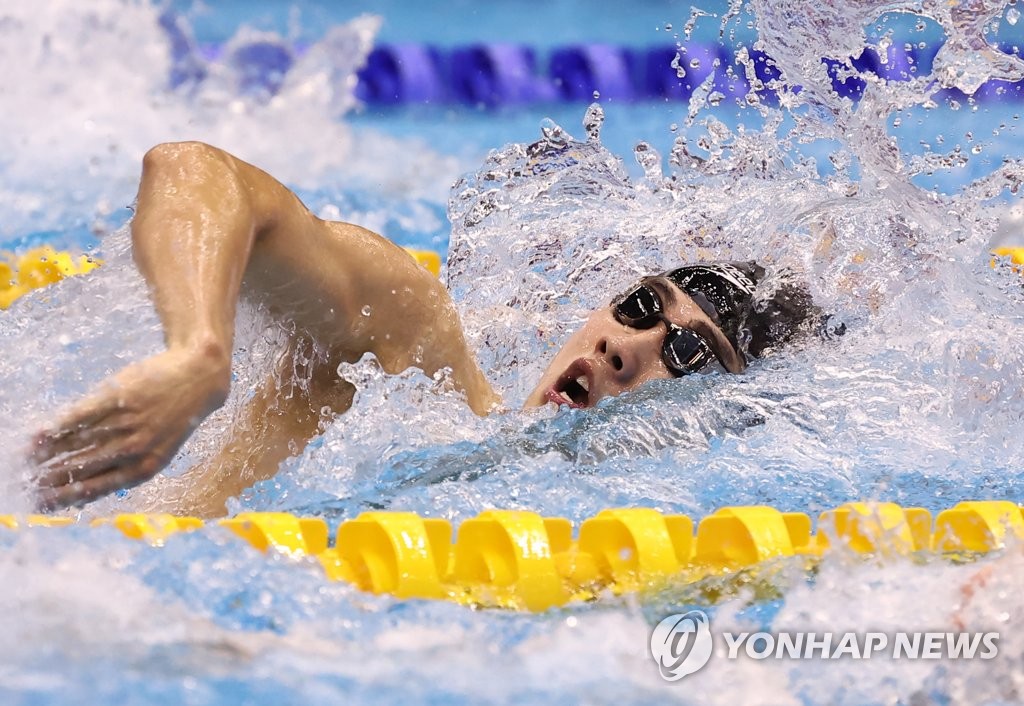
{"left": 139, "top": 142, "right": 497, "bottom": 412}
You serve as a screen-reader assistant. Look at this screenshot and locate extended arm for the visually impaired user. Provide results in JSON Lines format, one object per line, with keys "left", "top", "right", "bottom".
{"left": 33, "top": 142, "right": 496, "bottom": 511}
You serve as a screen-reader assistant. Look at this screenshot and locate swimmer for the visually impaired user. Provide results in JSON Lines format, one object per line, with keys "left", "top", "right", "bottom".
{"left": 29, "top": 142, "right": 821, "bottom": 517}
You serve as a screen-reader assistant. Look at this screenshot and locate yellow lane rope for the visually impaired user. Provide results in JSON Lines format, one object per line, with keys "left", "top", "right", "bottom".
{"left": 2, "top": 501, "right": 1020, "bottom": 611}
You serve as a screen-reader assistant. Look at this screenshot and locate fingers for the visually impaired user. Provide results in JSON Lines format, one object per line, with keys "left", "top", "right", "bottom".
{"left": 34, "top": 438, "right": 142, "bottom": 489}
{"left": 35, "top": 465, "right": 152, "bottom": 513}
{"left": 29, "top": 400, "right": 149, "bottom": 511}
{"left": 32, "top": 416, "right": 141, "bottom": 489}
{"left": 27, "top": 351, "right": 217, "bottom": 513}
{"left": 31, "top": 398, "right": 124, "bottom": 465}
{"left": 34, "top": 414, "right": 133, "bottom": 456}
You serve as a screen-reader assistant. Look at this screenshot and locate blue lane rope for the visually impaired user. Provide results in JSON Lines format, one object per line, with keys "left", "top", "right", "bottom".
{"left": 157, "top": 16, "right": 1024, "bottom": 105}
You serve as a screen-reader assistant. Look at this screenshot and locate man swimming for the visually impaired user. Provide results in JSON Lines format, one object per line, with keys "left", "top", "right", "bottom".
{"left": 30, "top": 142, "right": 819, "bottom": 516}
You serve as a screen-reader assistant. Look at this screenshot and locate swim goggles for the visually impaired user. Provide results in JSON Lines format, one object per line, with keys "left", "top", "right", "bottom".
{"left": 611, "top": 279, "right": 718, "bottom": 376}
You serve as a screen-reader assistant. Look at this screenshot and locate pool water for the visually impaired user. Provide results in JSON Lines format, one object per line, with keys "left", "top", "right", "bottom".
{"left": 1, "top": 1, "right": 1024, "bottom": 704}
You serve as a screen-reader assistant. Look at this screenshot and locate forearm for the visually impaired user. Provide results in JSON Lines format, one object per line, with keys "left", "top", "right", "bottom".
{"left": 132, "top": 142, "right": 263, "bottom": 366}
{"left": 136, "top": 341, "right": 357, "bottom": 518}
{"left": 33, "top": 141, "right": 496, "bottom": 511}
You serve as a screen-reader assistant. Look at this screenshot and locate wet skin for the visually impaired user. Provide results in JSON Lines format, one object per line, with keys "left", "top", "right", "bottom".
{"left": 29, "top": 142, "right": 741, "bottom": 517}
{"left": 524, "top": 276, "right": 744, "bottom": 410}
{"left": 31, "top": 142, "right": 495, "bottom": 516}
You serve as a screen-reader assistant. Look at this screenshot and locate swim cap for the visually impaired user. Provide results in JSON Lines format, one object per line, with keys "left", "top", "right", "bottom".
{"left": 665, "top": 261, "right": 821, "bottom": 358}
{"left": 665, "top": 262, "right": 762, "bottom": 349}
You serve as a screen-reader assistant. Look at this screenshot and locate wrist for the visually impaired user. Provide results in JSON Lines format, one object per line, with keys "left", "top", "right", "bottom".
{"left": 173, "top": 338, "right": 232, "bottom": 401}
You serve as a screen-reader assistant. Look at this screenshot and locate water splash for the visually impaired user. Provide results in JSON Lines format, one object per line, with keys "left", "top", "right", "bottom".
{"left": 1, "top": 0, "right": 1024, "bottom": 704}
{"left": 0, "top": 0, "right": 461, "bottom": 243}
{"left": 438, "top": 0, "right": 1024, "bottom": 520}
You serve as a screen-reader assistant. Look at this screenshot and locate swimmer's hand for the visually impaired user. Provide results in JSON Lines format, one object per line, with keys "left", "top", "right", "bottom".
{"left": 30, "top": 347, "right": 229, "bottom": 511}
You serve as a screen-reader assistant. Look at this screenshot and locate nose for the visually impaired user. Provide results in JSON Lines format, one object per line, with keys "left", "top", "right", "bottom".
{"left": 596, "top": 328, "right": 658, "bottom": 382}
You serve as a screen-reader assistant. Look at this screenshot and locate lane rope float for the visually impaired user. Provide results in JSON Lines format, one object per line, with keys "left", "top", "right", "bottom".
{"left": 3, "top": 501, "right": 1021, "bottom": 612}
{"left": 0, "top": 247, "right": 101, "bottom": 310}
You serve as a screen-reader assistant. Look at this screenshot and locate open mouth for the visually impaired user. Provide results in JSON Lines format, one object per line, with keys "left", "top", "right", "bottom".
{"left": 545, "top": 359, "right": 594, "bottom": 409}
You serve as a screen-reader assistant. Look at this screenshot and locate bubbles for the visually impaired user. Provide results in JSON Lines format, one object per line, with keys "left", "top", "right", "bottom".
{"left": 1008, "top": 7, "right": 1020, "bottom": 24}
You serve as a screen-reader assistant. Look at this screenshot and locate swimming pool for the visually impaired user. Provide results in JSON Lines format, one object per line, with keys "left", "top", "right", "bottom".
{"left": 2, "top": 0, "right": 1024, "bottom": 704}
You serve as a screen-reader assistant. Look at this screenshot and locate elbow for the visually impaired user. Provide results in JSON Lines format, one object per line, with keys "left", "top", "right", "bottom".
{"left": 141, "top": 141, "right": 224, "bottom": 177}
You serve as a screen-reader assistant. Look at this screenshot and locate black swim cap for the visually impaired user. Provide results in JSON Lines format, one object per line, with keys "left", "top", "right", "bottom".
{"left": 665, "top": 261, "right": 821, "bottom": 358}
{"left": 665, "top": 262, "right": 762, "bottom": 349}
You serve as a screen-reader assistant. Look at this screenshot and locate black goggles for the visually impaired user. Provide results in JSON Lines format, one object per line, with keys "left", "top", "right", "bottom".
{"left": 611, "top": 281, "right": 718, "bottom": 377}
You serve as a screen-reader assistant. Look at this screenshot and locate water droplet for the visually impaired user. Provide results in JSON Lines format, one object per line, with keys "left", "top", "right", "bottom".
{"left": 684, "top": 7, "right": 708, "bottom": 39}
{"left": 361, "top": 305, "right": 372, "bottom": 316}
{"left": 878, "top": 35, "right": 892, "bottom": 58}
{"left": 1009, "top": 7, "right": 1020, "bottom": 24}
{"left": 671, "top": 53, "right": 687, "bottom": 78}
{"left": 583, "top": 102, "right": 605, "bottom": 141}
{"left": 893, "top": 117, "right": 902, "bottom": 127}
{"left": 708, "top": 90, "right": 725, "bottom": 106}
{"left": 539, "top": 118, "right": 569, "bottom": 147}
{"left": 664, "top": 23, "right": 673, "bottom": 30}
{"left": 592, "top": 90, "right": 600, "bottom": 101}
{"left": 690, "top": 58, "right": 701, "bottom": 69}
{"left": 634, "top": 141, "right": 663, "bottom": 180}
{"left": 971, "top": 144, "right": 983, "bottom": 154}
{"left": 669, "top": 123, "right": 679, "bottom": 133}
{"left": 706, "top": 117, "right": 731, "bottom": 142}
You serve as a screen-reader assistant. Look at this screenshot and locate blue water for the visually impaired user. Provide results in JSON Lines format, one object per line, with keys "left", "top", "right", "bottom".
{"left": 2, "top": 1, "right": 1024, "bottom": 705}
{"left": 168, "top": 0, "right": 755, "bottom": 47}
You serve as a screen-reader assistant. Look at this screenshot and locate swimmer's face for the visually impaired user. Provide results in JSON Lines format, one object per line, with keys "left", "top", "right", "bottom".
{"left": 524, "top": 277, "right": 745, "bottom": 410}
